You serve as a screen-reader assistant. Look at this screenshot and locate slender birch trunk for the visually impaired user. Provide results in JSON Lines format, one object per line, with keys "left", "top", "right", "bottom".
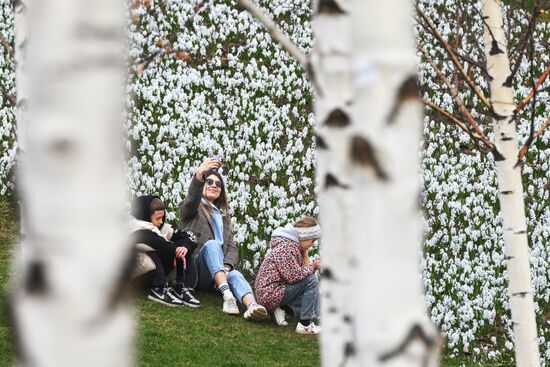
{"left": 237, "top": 0, "right": 439, "bottom": 365}
{"left": 480, "top": 1, "right": 541, "bottom": 366}
{"left": 11, "top": 1, "right": 134, "bottom": 366}
{"left": 310, "top": 2, "right": 354, "bottom": 365}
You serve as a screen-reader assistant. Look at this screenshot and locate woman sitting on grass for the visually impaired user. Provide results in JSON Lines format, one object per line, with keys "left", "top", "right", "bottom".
{"left": 178, "top": 157, "right": 268, "bottom": 320}
{"left": 255, "top": 217, "right": 322, "bottom": 334}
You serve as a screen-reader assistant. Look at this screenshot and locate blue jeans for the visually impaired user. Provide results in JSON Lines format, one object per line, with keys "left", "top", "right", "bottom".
{"left": 281, "top": 274, "right": 320, "bottom": 320}
{"left": 195, "top": 240, "right": 253, "bottom": 305}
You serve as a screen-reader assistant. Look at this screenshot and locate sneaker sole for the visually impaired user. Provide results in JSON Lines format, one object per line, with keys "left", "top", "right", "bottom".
{"left": 147, "top": 294, "right": 183, "bottom": 307}
{"left": 245, "top": 307, "right": 269, "bottom": 320}
{"left": 182, "top": 300, "right": 201, "bottom": 308}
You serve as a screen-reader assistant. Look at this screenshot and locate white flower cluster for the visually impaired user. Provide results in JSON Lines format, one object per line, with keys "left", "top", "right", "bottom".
{"left": 125, "top": 0, "right": 316, "bottom": 271}
{"left": 0, "top": 0, "right": 548, "bottom": 364}
{"left": 418, "top": 0, "right": 549, "bottom": 364}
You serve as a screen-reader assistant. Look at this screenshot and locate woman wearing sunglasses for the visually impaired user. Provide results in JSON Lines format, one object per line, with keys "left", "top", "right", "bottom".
{"left": 178, "top": 157, "right": 268, "bottom": 320}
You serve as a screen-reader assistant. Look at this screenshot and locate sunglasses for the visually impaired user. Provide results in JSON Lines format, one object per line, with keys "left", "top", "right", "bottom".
{"left": 205, "top": 178, "right": 223, "bottom": 188}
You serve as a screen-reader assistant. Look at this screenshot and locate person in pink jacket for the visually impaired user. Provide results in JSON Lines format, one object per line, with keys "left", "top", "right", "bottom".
{"left": 255, "top": 217, "right": 322, "bottom": 334}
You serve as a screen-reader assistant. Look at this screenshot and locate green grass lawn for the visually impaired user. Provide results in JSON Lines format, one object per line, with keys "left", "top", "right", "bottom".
{"left": 0, "top": 195, "right": 489, "bottom": 366}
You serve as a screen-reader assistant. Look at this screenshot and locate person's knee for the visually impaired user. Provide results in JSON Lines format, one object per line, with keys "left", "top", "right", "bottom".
{"left": 306, "top": 274, "right": 319, "bottom": 288}
{"left": 227, "top": 269, "right": 244, "bottom": 281}
{"left": 203, "top": 240, "right": 220, "bottom": 253}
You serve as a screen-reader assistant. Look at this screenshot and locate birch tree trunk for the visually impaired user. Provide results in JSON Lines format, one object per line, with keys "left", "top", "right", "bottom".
{"left": 480, "top": 1, "right": 541, "bottom": 366}
{"left": 313, "top": 0, "right": 440, "bottom": 365}
{"left": 310, "top": 1, "right": 354, "bottom": 365}
{"left": 11, "top": 1, "right": 134, "bottom": 366}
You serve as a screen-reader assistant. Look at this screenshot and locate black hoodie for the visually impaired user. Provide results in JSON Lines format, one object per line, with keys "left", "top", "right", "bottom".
{"left": 131, "top": 195, "right": 197, "bottom": 255}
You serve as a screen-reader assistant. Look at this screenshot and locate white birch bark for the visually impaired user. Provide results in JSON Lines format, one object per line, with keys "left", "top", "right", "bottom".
{"left": 314, "top": 0, "right": 440, "bottom": 366}
{"left": 310, "top": 1, "right": 354, "bottom": 365}
{"left": 11, "top": 1, "right": 134, "bottom": 366}
{"left": 480, "top": 1, "right": 541, "bottom": 366}
{"left": 238, "top": 0, "right": 439, "bottom": 365}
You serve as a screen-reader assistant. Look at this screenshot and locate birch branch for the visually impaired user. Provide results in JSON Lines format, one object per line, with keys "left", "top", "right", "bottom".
{"left": 422, "top": 98, "right": 470, "bottom": 134}
{"left": 420, "top": 46, "right": 495, "bottom": 151}
{"left": 517, "top": 114, "right": 550, "bottom": 163}
{"left": 416, "top": 6, "right": 492, "bottom": 109}
{"left": 237, "top": 0, "right": 308, "bottom": 69}
{"left": 514, "top": 64, "right": 550, "bottom": 113}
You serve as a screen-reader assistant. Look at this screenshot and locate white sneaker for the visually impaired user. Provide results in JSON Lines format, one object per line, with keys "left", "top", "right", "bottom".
{"left": 273, "top": 307, "right": 288, "bottom": 326}
{"left": 296, "top": 321, "right": 321, "bottom": 335}
{"left": 222, "top": 297, "right": 240, "bottom": 315}
{"left": 244, "top": 304, "right": 269, "bottom": 320}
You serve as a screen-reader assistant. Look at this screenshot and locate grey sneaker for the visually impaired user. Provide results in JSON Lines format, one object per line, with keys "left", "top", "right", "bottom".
{"left": 244, "top": 304, "right": 268, "bottom": 321}
{"left": 222, "top": 297, "right": 239, "bottom": 315}
{"left": 272, "top": 307, "right": 288, "bottom": 326}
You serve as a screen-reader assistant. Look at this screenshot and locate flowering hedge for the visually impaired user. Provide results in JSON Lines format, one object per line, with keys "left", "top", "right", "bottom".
{"left": 1, "top": 0, "right": 549, "bottom": 364}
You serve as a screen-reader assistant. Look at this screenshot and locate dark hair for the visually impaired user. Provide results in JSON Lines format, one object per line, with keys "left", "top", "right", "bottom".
{"left": 150, "top": 197, "right": 165, "bottom": 214}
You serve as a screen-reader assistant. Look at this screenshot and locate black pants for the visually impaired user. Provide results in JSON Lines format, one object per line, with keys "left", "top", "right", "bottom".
{"left": 147, "top": 244, "right": 195, "bottom": 288}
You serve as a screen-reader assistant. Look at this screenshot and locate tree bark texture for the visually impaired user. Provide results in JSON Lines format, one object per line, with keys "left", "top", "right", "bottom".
{"left": 480, "top": 1, "right": 541, "bottom": 366}
{"left": 314, "top": 0, "right": 440, "bottom": 366}
{"left": 11, "top": 1, "right": 134, "bottom": 366}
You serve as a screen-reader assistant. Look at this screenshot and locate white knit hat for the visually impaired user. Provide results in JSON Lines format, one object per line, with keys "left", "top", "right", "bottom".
{"left": 294, "top": 224, "right": 321, "bottom": 241}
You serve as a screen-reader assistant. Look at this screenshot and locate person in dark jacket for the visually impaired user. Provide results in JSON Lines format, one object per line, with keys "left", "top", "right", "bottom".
{"left": 178, "top": 157, "right": 268, "bottom": 320}
{"left": 131, "top": 195, "right": 200, "bottom": 307}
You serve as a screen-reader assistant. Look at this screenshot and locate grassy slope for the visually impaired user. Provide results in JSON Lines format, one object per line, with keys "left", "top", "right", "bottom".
{"left": 0, "top": 196, "right": 483, "bottom": 366}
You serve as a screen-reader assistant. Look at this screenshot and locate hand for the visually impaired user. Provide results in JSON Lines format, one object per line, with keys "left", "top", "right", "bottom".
{"left": 312, "top": 258, "right": 321, "bottom": 270}
{"left": 175, "top": 246, "right": 188, "bottom": 259}
{"left": 195, "top": 157, "right": 221, "bottom": 180}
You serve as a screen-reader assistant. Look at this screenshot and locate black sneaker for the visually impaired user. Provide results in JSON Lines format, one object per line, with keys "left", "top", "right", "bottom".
{"left": 173, "top": 284, "right": 201, "bottom": 308}
{"left": 148, "top": 286, "right": 183, "bottom": 307}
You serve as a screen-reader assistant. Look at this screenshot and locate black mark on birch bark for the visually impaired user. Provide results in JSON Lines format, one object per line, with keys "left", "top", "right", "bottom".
{"left": 324, "top": 108, "right": 350, "bottom": 128}
{"left": 387, "top": 75, "right": 418, "bottom": 124}
{"left": 503, "top": 74, "right": 513, "bottom": 87}
{"left": 512, "top": 292, "right": 529, "bottom": 298}
{"left": 500, "top": 190, "right": 513, "bottom": 195}
{"left": 491, "top": 110, "right": 507, "bottom": 121}
{"left": 106, "top": 247, "right": 136, "bottom": 311}
{"left": 14, "top": 0, "right": 27, "bottom": 12}
{"left": 25, "top": 261, "right": 48, "bottom": 295}
{"left": 321, "top": 267, "right": 335, "bottom": 280}
{"left": 491, "top": 148, "right": 505, "bottom": 161}
{"left": 316, "top": 134, "right": 328, "bottom": 149}
{"left": 505, "top": 256, "right": 515, "bottom": 260}
{"left": 328, "top": 307, "right": 337, "bottom": 313}
{"left": 500, "top": 136, "right": 513, "bottom": 141}
{"left": 325, "top": 173, "right": 349, "bottom": 189}
{"left": 344, "top": 342, "right": 356, "bottom": 357}
{"left": 343, "top": 315, "right": 352, "bottom": 323}
{"left": 379, "top": 324, "right": 435, "bottom": 364}
{"left": 489, "top": 40, "right": 504, "bottom": 55}
{"left": 316, "top": 0, "right": 346, "bottom": 14}
{"left": 350, "top": 136, "right": 389, "bottom": 180}
{"left": 514, "top": 230, "right": 526, "bottom": 235}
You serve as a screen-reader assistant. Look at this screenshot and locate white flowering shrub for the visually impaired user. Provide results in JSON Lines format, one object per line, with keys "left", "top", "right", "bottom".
{"left": 418, "top": 0, "right": 549, "bottom": 364}
{"left": 125, "top": 0, "right": 316, "bottom": 272}
{"left": 0, "top": 0, "right": 548, "bottom": 364}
